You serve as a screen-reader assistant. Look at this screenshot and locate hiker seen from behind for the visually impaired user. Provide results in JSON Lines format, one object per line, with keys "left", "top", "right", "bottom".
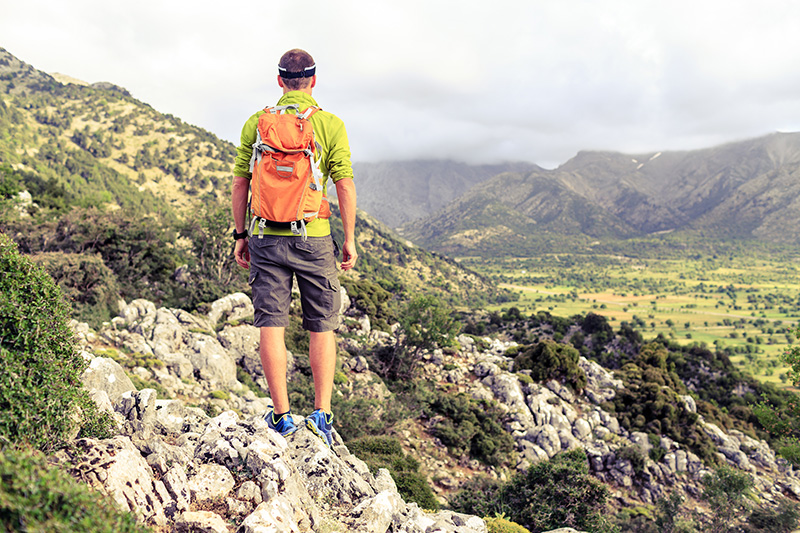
{"left": 231, "top": 48, "right": 357, "bottom": 449}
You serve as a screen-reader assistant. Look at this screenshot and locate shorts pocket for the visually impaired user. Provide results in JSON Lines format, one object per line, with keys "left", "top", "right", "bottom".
{"left": 328, "top": 276, "right": 340, "bottom": 293}
{"left": 295, "top": 237, "right": 333, "bottom": 256}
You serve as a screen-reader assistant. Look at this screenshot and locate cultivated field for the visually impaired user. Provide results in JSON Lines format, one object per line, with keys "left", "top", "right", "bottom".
{"left": 462, "top": 251, "right": 800, "bottom": 387}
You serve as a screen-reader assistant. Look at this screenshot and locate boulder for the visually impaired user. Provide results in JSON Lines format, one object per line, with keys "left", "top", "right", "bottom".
{"left": 188, "top": 464, "right": 236, "bottom": 503}
{"left": 207, "top": 292, "right": 254, "bottom": 326}
{"left": 81, "top": 357, "right": 136, "bottom": 404}
{"left": 54, "top": 436, "right": 170, "bottom": 526}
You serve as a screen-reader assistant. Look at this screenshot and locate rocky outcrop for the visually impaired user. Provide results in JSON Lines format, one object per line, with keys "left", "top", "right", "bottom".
{"left": 411, "top": 333, "right": 800, "bottom": 510}
{"left": 72, "top": 290, "right": 800, "bottom": 530}
{"left": 75, "top": 293, "right": 488, "bottom": 532}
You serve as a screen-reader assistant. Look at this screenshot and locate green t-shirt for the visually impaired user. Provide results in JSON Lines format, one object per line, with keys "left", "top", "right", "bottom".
{"left": 234, "top": 91, "right": 353, "bottom": 237}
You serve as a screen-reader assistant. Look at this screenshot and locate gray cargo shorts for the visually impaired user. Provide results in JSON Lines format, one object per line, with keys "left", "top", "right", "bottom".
{"left": 248, "top": 235, "right": 341, "bottom": 332}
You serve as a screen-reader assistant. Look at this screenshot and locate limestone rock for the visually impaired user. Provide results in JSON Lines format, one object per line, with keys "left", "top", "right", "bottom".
{"left": 81, "top": 357, "right": 136, "bottom": 404}
{"left": 55, "top": 436, "right": 170, "bottom": 526}
{"left": 207, "top": 292, "right": 254, "bottom": 326}
{"left": 188, "top": 464, "right": 236, "bottom": 503}
{"left": 173, "top": 511, "right": 229, "bottom": 533}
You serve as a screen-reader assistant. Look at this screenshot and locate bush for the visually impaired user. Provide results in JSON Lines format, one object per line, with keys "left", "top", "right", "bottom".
{"left": 513, "top": 339, "right": 587, "bottom": 392}
{"left": 0, "top": 233, "right": 114, "bottom": 451}
{"left": 452, "top": 449, "right": 616, "bottom": 533}
{"left": 380, "top": 295, "right": 461, "bottom": 381}
{"left": 616, "top": 445, "right": 646, "bottom": 474}
{"left": 449, "top": 476, "right": 504, "bottom": 520}
{"left": 340, "top": 277, "right": 396, "bottom": 331}
{"left": 701, "top": 465, "right": 754, "bottom": 533}
{"left": 484, "top": 515, "right": 532, "bottom": 533}
{"left": 0, "top": 446, "right": 150, "bottom": 532}
{"left": 30, "top": 251, "right": 120, "bottom": 326}
{"left": 427, "top": 391, "right": 515, "bottom": 467}
{"left": 611, "top": 342, "right": 718, "bottom": 464}
{"left": 746, "top": 498, "right": 799, "bottom": 533}
{"left": 348, "top": 436, "right": 440, "bottom": 510}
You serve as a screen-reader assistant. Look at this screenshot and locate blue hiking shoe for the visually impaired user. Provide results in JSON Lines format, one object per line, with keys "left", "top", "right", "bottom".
{"left": 305, "top": 409, "right": 334, "bottom": 448}
{"left": 267, "top": 410, "right": 300, "bottom": 437}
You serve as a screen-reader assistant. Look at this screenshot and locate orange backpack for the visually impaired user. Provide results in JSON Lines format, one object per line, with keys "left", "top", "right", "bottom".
{"left": 248, "top": 104, "right": 330, "bottom": 237}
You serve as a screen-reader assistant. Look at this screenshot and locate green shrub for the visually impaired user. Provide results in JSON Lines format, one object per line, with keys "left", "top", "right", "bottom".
{"left": 451, "top": 449, "right": 616, "bottom": 533}
{"left": 484, "top": 515, "right": 531, "bottom": 533}
{"left": 746, "top": 498, "right": 799, "bottom": 533}
{"left": 611, "top": 343, "right": 717, "bottom": 464}
{"left": 102, "top": 348, "right": 165, "bottom": 370}
{"left": 427, "top": 391, "right": 514, "bottom": 467}
{"left": 237, "top": 366, "right": 267, "bottom": 398}
{"left": 30, "top": 251, "right": 120, "bottom": 327}
{"left": 0, "top": 446, "right": 150, "bottom": 533}
{"left": 701, "top": 465, "right": 755, "bottom": 533}
{"left": 616, "top": 445, "right": 646, "bottom": 474}
{"left": 377, "top": 295, "right": 461, "bottom": 382}
{"left": 449, "top": 476, "right": 504, "bottom": 521}
{"left": 348, "top": 436, "right": 440, "bottom": 510}
{"left": 513, "top": 339, "right": 587, "bottom": 392}
{"left": 340, "top": 277, "right": 396, "bottom": 331}
{"left": 0, "top": 233, "right": 114, "bottom": 451}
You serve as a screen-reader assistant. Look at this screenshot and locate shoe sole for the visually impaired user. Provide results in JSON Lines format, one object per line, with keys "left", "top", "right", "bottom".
{"left": 305, "top": 418, "right": 332, "bottom": 449}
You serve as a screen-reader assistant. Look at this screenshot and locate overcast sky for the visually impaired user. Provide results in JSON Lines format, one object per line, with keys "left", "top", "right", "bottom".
{"left": 2, "top": 0, "right": 800, "bottom": 168}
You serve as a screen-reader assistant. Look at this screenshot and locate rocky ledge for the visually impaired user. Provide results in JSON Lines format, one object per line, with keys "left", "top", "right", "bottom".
{"left": 69, "top": 289, "right": 799, "bottom": 531}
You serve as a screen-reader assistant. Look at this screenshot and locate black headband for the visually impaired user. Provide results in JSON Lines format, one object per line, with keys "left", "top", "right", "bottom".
{"left": 278, "top": 64, "right": 316, "bottom": 79}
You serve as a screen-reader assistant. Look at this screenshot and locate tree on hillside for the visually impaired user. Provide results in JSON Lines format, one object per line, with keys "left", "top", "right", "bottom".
{"left": 378, "top": 294, "right": 460, "bottom": 381}
{"left": 753, "top": 326, "right": 800, "bottom": 465}
{"left": 178, "top": 197, "right": 246, "bottom": 308}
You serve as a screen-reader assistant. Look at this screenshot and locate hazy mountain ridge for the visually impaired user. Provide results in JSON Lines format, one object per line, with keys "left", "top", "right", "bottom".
{"left": 351, "top": 160, "right": 540, "bottom": 228}
{"left": 402, "top": 132, "right": 800, "bottom": 255}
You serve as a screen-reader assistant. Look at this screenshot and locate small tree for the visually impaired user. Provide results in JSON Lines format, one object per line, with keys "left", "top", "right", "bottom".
{"left": 654, "top": 492, "right": 696, "bottom": 533}
{"left": 379, "top": 295, "right": 460, "bottom": 381}
{"left": 746, "top": 498, "right": 800, "bottom": 533}
{"left": 513, "top": 339, "right": 587, "bottom": 392}
{"left": 752, "top": 326, "right": 800, "bottom": 465}
{"left": 700, "top": 465, "right": 754, "bottom": 533}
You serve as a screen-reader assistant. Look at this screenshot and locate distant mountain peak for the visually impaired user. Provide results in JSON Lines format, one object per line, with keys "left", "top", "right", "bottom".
{"left": 401, "top": 132, "right": 800, "bottom": 256}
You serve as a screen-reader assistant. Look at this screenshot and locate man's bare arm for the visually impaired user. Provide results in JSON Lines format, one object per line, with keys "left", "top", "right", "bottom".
{"left": 232, "top": 175, "right": 250, "bottom": 269}
{"left": 334, "top": 178, "right": 357, "bottom": 271}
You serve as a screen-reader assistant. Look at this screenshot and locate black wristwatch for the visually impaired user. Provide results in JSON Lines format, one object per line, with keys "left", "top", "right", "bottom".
{"left": 232, "top": 229, "right": 249, "bottom": 240}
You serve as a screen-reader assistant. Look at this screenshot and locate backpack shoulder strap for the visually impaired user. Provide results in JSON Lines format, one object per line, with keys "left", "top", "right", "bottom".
{"left": 299, "top": 106, "right": 321, "bottom": 120}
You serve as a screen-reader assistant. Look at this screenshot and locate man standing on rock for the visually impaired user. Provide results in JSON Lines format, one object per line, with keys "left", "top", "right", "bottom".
{"left": 231, "top": 48, "right": 357, "bottom": 448}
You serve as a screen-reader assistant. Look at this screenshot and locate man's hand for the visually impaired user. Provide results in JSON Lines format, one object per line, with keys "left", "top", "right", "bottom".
{"left": 340, "top": 240, "right": 358, "bottom": 271}
{"left": 234, "top": 238, "right": 250, "bottom": 269}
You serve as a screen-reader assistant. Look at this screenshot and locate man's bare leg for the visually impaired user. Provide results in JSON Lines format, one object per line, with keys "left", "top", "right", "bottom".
{"left": 260, "top": 326, "right": 290, "bottom": 414}
{"left": 309, "top": 330, "right": 336, "bottom": 412}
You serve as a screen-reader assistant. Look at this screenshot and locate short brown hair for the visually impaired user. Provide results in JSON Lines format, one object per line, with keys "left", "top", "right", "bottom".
{"left": 279, "top": 49, "right": 315, "bottom": 91}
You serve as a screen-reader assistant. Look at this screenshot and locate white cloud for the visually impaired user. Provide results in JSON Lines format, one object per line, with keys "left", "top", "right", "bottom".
{"left": 2, "top": 0, "right": 800, "bottom": 167}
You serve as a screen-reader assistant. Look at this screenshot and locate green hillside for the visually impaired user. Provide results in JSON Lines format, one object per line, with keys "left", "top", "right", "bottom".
{"left": 0, "top": 47, "right": 507, "bottom": 326}
{"left": 0, "top": 47, "right": 233, "bottom": 215}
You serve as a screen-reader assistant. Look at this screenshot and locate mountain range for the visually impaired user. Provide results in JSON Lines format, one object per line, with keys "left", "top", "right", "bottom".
{"left": 397, "top": 133, "right": 800, "bottom": 256}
